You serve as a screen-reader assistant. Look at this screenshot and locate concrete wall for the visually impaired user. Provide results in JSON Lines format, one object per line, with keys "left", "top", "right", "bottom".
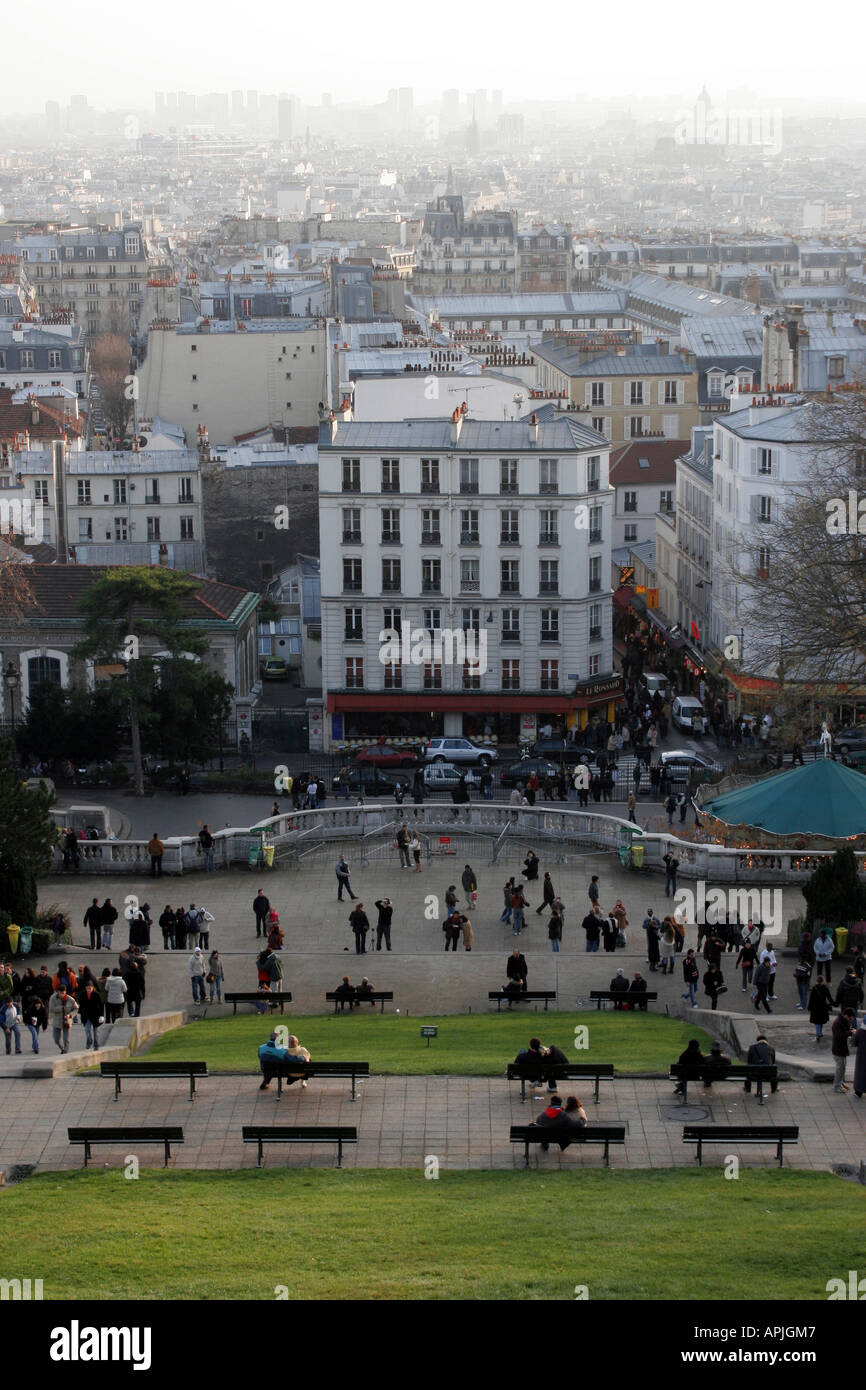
{"left": 202, "top": 458, "right": 319, "bottom": 591}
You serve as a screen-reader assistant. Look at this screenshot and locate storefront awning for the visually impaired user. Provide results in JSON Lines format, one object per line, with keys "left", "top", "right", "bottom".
{"left": 645, "top": 608, "right": 685, "bottom": 650}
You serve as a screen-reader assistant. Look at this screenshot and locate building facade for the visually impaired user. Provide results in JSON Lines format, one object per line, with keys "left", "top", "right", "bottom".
{"left": 413, "top": 196, "right": 517, "bottom": 296}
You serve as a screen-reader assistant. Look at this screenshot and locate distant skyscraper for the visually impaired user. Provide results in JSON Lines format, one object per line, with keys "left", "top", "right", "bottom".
{"left": 473, "top": 88, "right": 488, "bottom": 126}
{"left": 278, "top": 98, "right": 293, "bottom": 142}
{"left": 232, "top": 90, "right": 244, "bottom": 121}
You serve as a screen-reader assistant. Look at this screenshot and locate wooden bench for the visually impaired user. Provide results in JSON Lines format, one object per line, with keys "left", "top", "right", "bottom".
{"left": 242, "top": 1125, "right": 358, "bottom": 1168}
{"left": 506, "top": 1062, "right": 614, "bottom": 1104}
{"left": 489, "top": 990, "right": 557, "bottom": 1012}
{"left": 225, "top": 991, "right": 293, "bottom": 1015}
{"left": 670, "top": 1063, "right": 779, "bottom": 1106}
{"left": 100, "top": 1061, "right": 208, "bottom": 1103}
{"left": 68, "top": 1126, "right": 184, "bottom": 1168}
{"left": 260, "top": 1059, "right": 370, "bottom": 1101}
{"left": 589, "top": 989, "right": 658, "bottom": 1011}
{"left": 326, "top": 990, "right": 394, "bottom": 1015}
{"left": 510, "top": 1124, "right": 626, "bottom": 1168}
{"left": 682, "top": 1124, "right": 799, "bottom": 1167}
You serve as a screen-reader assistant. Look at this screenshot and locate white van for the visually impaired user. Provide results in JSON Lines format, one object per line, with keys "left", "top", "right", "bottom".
{"left": 639, "top": 671, "right": 671, "bottom": 701}
{"left": 671, "top": 695, "right": 706, "bottom": 733}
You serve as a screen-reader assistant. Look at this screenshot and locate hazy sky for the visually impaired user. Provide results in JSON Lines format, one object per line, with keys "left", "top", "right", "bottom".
{"left": 3, "top": 0, "right": 864, "bottom": 114}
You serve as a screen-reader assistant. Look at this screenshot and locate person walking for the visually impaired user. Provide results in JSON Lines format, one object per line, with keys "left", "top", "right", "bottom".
{"left": 79, "top": 897, "right": 101, "bottom": 951}
{"left": 664, "top": 792, "right": 677, "bottom": 827}
{"left": 610, "top": 899, "right": 628, "bottom": 947}
{"left": 681, "top": 948, "right": 700, "bottom": 1007}
{"left": 836, "top": 967, "right": 863, "bottom": 1023}
{"left": 548, "top": 906, "right": 563, "bottom": 953}
{"left": 793, "top": 955, "right": 812, "bottom": 1011}
{"left": 409, "top": 830, "right": 422, "bottom": 871}
{"left": 832, "top": 1009, "right": 856, "bottom": 1093}
{"left": 752, "top": 956, "right": 773, "bottom": 1014}
{"left": 23, "top": 995, "right": 47, "bottom": 1054}
{"left": 442, "top": 910, "right": 461, "bottom": 952}
{"left": 123, "top": 962, "right": 145, "bottom": 1018}
{"left": 396, "top": 821, "right": 411, "bottom": 870}
{"left": 510, "top": 882, "right": 528, "bottom": 938}
{"left": 336, "top": 855, "right": 356, "bottom": 902}
{"left": 461, "top": 863, "right": 478, "bottom": 907}
{"left": 500, "top": 877, "right": 516, "bottom": 926}
{"left": 808, "top": 975, "right": 834, "bottom": 1043}
{"left": 601, "top": 909, "right": 618, "bottom": 953}
{"left": 760, "top": 945, "right": 778, "bottom": 999}
{"left": 77, "top": 981, "right": 103, "bottom": 1049}
{"left": 100, "top": 898, "right": 118, "bottom": 951}
{"left": 582, "top": 903, "right": 603, "bottom": 953}
{"left": 588, "top": 875, "right": 600, "bottom": 907}
{"left": 48, "top": 986, "right": 78, "bottom": 1053}
{"left": 535, "top": 872, "right": 555, "bottom": 916}
{"left": 104, "top": 969, "right": 127, "bottom": 1023}
{"left": 2, "top": 998, "right": 22, "bottom": 1056}
{"left": 703, "top": 962, "right": 725, "bottom": 1011}
{"left": 207, "top": 950, "right": 224, "bottom": 1004}
{"left": 626, "top": 790, "right": 637, "bottom": 824}
{"left": 198, "top": 824, "right": 215, "bottom": 872}
{"left": 253, "top": 890, "right": 271, "bottom": 939}
{"left": 188, "top": 947, "right": 207, "bottom": 1004}
{"left": 736, "top": 940, "right": 757, "bottom": 993}
{"left": 643, "top": 909, "right": 661, "bottom": 972}
{"left": 374, "top": 898, "right": 394, "bottom": 952}
{"left": 663, "top": 851, "right": 679, "bottom": 898}
{"left": 813, "top": 929, "right": 835, "bottom": 983}
{"left": 349, "top": 903, "right": 370, "bottom": 955}
{"left": 658, "top": 918, "right": 677, "bottom": 975}
{"left": 147, "top": 832, "right": 164, "bottom": 877}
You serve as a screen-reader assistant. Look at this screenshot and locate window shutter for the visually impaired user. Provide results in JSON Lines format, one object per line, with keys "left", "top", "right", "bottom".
{"left": 643, "top": 416, "right": 651, "bottom": 435}
{"left": 750, "top": 446, "right": 758, "bottom": 475}
{"left": 583, "top": 382, "right": 592, "bottom": 407}
{"left": 623, "top": 381, "right": 631, "bottom": 407}
{"left": 604, "top": 383, "right": 612, "bottom": 407}
{"left": 677, "top": 380, "right": 685, "bottom": 404}
{"left": 657, "top": 380, "right": 665, "bottom": 406}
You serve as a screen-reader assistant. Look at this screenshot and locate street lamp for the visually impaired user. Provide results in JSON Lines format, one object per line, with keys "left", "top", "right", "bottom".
{"left": 4, "top": 661, "right": 19, "bottom": 733}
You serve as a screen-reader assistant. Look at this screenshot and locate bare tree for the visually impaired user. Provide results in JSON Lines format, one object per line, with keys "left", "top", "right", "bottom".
{"left": 90, "top": 333, "right": 134, "bottom": 442}
{"left": 0, "top": 527, "right": 37, "bottom": 624}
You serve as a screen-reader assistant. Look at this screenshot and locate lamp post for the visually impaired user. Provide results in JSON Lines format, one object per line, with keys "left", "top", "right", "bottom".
{"left": 4, "top": 662, "right": 19, "bottom": 756}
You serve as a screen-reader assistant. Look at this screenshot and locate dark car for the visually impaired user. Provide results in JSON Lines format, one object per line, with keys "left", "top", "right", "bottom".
{"left": 529, "top": 739, "right": 595, "bottom": 765}
{"left": 333, "top": 768, "right": 400, "bottom": 797}
{"left": 828, "top": 726, "right": 866, "bottom": 756}
{"left": 499, "top": 758, "right": 560, "bottom": 788}
{"left": 354, "top": 745, "right": 420, "bottom": 770}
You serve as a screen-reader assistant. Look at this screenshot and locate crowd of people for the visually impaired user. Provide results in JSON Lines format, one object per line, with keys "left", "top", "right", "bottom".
{"left": 0, "top": 953, "right": 148, "bottom": 1055}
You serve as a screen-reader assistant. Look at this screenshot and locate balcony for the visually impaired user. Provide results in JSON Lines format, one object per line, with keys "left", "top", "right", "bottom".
{"left": 501, "top": 630, "right": 520, "bottom": 643}
{"left": 380, "top": 531, "right": 401, "bottom": 545}
{"left": 343, "top": 583, "right": 363, "bottom": 594}
{"left": 342, "top": 530, "right": 361, "bottom": 544}
{"left": 539, "top": 582, "right": 559, "bottom": 594}
{"left": 589, "top": 625, "right": 602, "bottom": 640}
{"left": 342, "top": 481, "right": 360, "bottom": 494}
{"left": 588, "top": 579, "right": 602, "bottom": 593}
{"left": 588, "top": 479, "right": 600, "bottom": 493}
{"left": 500, "top": 483, "right": 519, "bottom": 495}
{"left": 539, "top": 482, "right": 559, "bottom": 494}
{"left": 381, "top": 481, "right": 400, "bottom": 494}
{"left": 500, "top": 581, "right": 520, "bottom": 594}
{"left": 420, "top": 481, "right": 440, "bottom": 494}
{"left": 459, "top": 482, "right": 479, "bottom": 495}
{"left": 344, "top": 631, "right": 363, "bottom": 642}
{"left": 460, "top": 531, "right": 480, "bottom": 545}
{"left": 460, "top": 579, "right": 480, "bottom": 592}
{"left": 500, "top": 534, "right": 520, "bottom": 546}
{"left": 589, "top": 529, "right": 602, "bottom": 544}
{"left": 540, "top": 631, "right": 560, "bottom": 643}
{"left": 421, "top": 531, "right": 441, "bottom": 545}
{"left": 538, "top": 533, "right": 559, "bottom": 546}
{"left": 421, "top": 580, "right": 441, "bottom": 594}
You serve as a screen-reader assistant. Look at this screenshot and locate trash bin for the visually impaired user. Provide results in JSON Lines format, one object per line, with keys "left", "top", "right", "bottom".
{"left": 631, "top": 844, "right": 645, "bottom": 869}
{"left": 6, "top": 923, "right": 20, "bottom": 954}
{"left": 17, "top": 925, "right": 32, "bottom": 955}
{"left": 835, "top": 926, "right": 849, "bottom": 956}
{"left": 262, "top": 845, "right": 275, "bottom": 869}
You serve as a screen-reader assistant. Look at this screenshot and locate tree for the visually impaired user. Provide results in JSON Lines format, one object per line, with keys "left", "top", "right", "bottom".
{"left": 802, "top": 846, "right": 866, "bottom": 929}
{"left": 730, "top": 388, "right": 866, "bottom": 705}
{"left": 143, "top": 659, "right": 233, "bottom": 767}
{"left": 0, "top": 740, "right": 56, "bottom": 923}
{"left": 72, "top": 568, "right": 208, "bottom": 795}
{"left": 0, "top": 526, "right": 37, "bottom": 623}
{"left": 90, "top": 333, "right": 134, "bottom": 442}
{"left": 15, "top": 682, "right": 126, "bottom": 768}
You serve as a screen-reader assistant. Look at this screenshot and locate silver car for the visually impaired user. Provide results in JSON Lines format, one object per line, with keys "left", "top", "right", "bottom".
{"left": 422, "top": 762, "right": 482, "bottom": 788}
{"left": 424, "top": 737, "right": 499, "bottom": 767}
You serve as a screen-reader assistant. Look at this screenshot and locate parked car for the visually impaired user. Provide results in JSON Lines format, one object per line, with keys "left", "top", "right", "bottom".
{"left": 333, "top": 768, "right": 399, "bottom": 797}
{"left": 671, "top": 695, "right": 707, "bottom": 733}
{"left": 422, "top": 763, "right": 481, "bottom": 789}
{"left": 259, "top": 657, "right": 290, "bottom": 681}
{"left": 529, "top": 738, "right": 595, "bottom": 765}
{"left": 499, "top": 758, "right": 560, "bottom": 789}
{"left": 828, "top": 726, "right": 866, "bottom": 755}
{"left": 423, "top": 737, "right": 498, "bottom": 767}
{"left": 659, "top": 750, "right": 722, "bottom": 783}
{"left": 354, "top": 745, "right": 420, "bottom": 770}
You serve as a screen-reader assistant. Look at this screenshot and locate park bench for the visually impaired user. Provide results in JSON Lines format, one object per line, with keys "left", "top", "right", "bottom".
{"left": 489, "top": 990, "right": 557, "bottom": 1012}
{"left": 682, "top": 1124, "right": 799, "bottom": 1167}
{"left": 506, "top": 1062, "right": 614, "bottom": 1104}
{"left": 669, "top": 1063, "right": 779, "bottom": 1106}
{"left": 260, "top": 1059, "right": 370, "bottom": 1101}
{"left": 100, "top": 1061, "right": 208, "bottom": 1103}
{"left": 326, "top": 990, "right": 394, "bottom": 1015}
{"left": 589, "top": 989, "right": 658, "bottom": 1011}
{"left": 510, "top": 1124, "right": 626, "bottom": 1168}
{"left": 242, "top": 1125, "right": 358, "bottom": 1168}
{"left": 68, "top": 1126, "right": 184, "bottom": 1168}
{"left": 225, "top": 991, "right": 293, "bottom": 1015}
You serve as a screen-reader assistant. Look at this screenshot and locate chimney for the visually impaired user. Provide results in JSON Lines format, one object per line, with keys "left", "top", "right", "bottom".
{"left": 450, "top": 407, "right": 463, "bottom": 445}
{"left": 529, "top": 411, "right": 539, "bottom": 445}
{"left": 826, "top": 309, "right": 834, "bottom": 329}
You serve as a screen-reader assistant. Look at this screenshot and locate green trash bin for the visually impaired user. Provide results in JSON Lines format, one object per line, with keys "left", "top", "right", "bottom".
{"left": 18, "top": 925, "right": 33, "bottom": 956}
{"left": 835, "top": 926, "right": 849, "bottom": 956}
{"left": 631, "top": 844, "right": 645, "bottom": 869}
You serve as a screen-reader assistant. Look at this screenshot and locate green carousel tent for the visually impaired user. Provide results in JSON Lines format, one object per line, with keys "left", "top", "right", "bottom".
{"left": 705, "top": 759, "right": 866, "bottom": 840}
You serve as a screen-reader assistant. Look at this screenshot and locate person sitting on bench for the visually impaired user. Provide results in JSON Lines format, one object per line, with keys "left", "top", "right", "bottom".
{"left": 354, "top": 977, "right": 376, "bottom": 1006}
{"left": 701, "top": 1039, "right": 732, "bottom": 1089}
{"left": 531, "top": 1094, "right": 586, "bottom": 1151}
{"left": 502, "top": 979, "right": 525, "bottom": 1006}
{"left": 743, "top": 1034, "right": 778, "bottom": 1093}
{"left": 282, "top": 1034, "right": 311, "bottom": 1089}
{"left": 258, "top": 1030, "right": 288, "bottom": 1089}
{"left": 673, "top": 1039, "right": 705, "bottom": 1094}
{"left": 609, "top": 969, "right": 630, "bottom": 1008}
{"left": 629, "top": 972, "right": 649, "bottom": 1010}
{"left": 514, "top": 1037, "right": 569, "bottom": 1091}
{"left": 334, "top": 976, "right": 357, "bottom": 1010}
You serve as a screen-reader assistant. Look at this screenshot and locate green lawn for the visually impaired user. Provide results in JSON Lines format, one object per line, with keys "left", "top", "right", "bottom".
{"left": 4, "top": 1168, "right": 861, "bottom": 1300}
{"left": 142, "top": 1010, "right": 712, "bottom": 1075}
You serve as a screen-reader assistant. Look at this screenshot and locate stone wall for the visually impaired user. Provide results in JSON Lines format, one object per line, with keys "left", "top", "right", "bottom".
{"left": 202, "top": 459, "right": 319, "bottom": 590}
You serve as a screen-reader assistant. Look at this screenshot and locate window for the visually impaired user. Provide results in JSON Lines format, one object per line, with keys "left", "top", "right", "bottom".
{"left": 501, "top": 609, "right": 520, "bottom": 642}
{"left": 539, "top": 458, "right": 558, "bottom": 493}
{"left": 423, "top": 662, "right": 442, "bottom": 690}
{"left": 660, "top": 489, "right": 674, "bottom": 513}
{"left": 540, "top": 608, "right": 559, "bottom": 642}
{"left": 383, "top": 661, "right": 403, "bottom": 690}
{"left": 78, "top": 517, "right": 92, "bottom": 541}
{"left": 423, "top": 608, "right": 441, "bottom": 634}
{"left": 77, "top": 479, "right": 91, "bottom": 505}
{"left": 381, "top": 458, "right": 400, "bottom": 492}
{"left": 48, "top": 350, "right": 62, "bottom": 369}
{"left": 383, "top": 607, "right": 401, "bottom": 635}
{"left": 460, "top": 558, "right": 480, "bottom": 592}
{"left": 540, "top": 659, "right": 559, "bottom": 691}
{"left": 756, "top": 495, "right": 772, "bottom": 524}
{"left": 589, "top": 505, "right": 602, "bottom": 543}
{"left": 629, "top": 417, "right": 646, "bottom": 438}
{"left": 460, "top": 458, "right": 479, "bottom": 494}
{"left": 588, "top": 653, "right": 600, "bottom": 676}
{"left": 500, "top": 509, "right": 519, "bottom": 543}
{"left": 623, "top": 490, "right": 638, "bottom": 513}
{"left": 587, "top": 456, "right": 600, "bottom": 492}
{"left": 460, "top": 509, "right": 479, "bottom": 543}
{"left": 342, "top": 507, "right": 361, "bottom": 543}
{"left": 462, "top": 661, "right": 481, "bottom": 691}
{"left": 708, "top": 372, "right": 724, "bottom": 399}
{"left": 180, "top": 516, "right": 194, "bottom": 540}
{"left": 591, "top": 382, "right": 605, "bottom": 406}
{"left": 758, "top": 547, "right": 771, "bottom": 578}
{"left": 630, "top": 381, "right": 644, "bottom": 405}
{"left": 114, "top": 517, "right": 128, "bottom": 541}
{"left": 500, "top": 559, "right": 520, "bottom": 594}
{"left": 383, "top": 558, "right": 402, "bottom": 592}
{"left": 146, "top": 516, "right": 160, "bottom": 542}
{"left": 540, "top": 559, "right": 558, "bottom": 594}
{"left": 144, "top": 481, "right": 160, "bottom": 504}
{"left": 20, "top": 350, "right": 34, "bottom": 369}
{"left": 500, "top": 458, "right": 518, "bottom": 494}
{"left": 624, "top": 524, "right": 638, "bottom": 542}
{"left": 28, "top": 655, "right": 61, "bottom": 689}
{"left": 502, "top": 659, "right": 520, "bottom": 690}
{"left": 758, "top": 448, "right": 773, "bottom": 475}
{"left": 589, "top": 556, "right": 602, "bottom": 592}
{"left": 461, "top": 608, "right": 480, "bottom": 632}
{"left": 34, "top": 480, "right": 49, "bottom": 503}
{"left": 343, "top": 558, "right": 362, "bottom": 592}
{"left": 589, "top": 603, "right": 602, "bottom": 640}
{"left": 664, "top": 380, "right": 678, "bottom": 405}
{"left": 828, "top": 356, "right": 845, "bottom": 379}
{"left": 346, "top": 657, "right": 364, "bottom": 689}
{"left": 421, "top": 508, "right": 441, "bottom": 544}
{"left": 591, "top": 417, "right": 608, "bottom": 437}
{"left": 539, "top": 508, "right": 558, "bottom": 545}
{"left": 342, "top": 457, "right": 360, "bottom": 493}
{"left": 421, "top": 457, "right": 440, "bottom": 493}
{"left": 381, "top": 508, "right": 401, "bottom": 544}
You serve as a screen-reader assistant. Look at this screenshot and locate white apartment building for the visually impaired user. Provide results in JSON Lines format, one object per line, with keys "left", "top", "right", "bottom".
{"left": 673, "top": 426, "right": 714, "bottom": 653}
{"left": 317, "top": 412, "right": 620, "bottom": 749}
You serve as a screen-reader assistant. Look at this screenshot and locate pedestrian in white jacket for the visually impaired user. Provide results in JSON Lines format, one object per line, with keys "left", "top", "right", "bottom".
{"left": 188, "top": 946, "right": 207, "bottom": 1003}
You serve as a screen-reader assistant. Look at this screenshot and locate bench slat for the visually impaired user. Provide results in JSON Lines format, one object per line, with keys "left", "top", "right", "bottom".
{"left": 67, "top": 1126, "right": 184, "bottom": 1168}
{"left": 510, "top": 1124, "right": 625, "bottom": 1169}
{"left": 241, "top": 1125, "right": 358, "bottom": 1168}
{"left": 682, "top": 1124, "right": 799, "bottom": 1168}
